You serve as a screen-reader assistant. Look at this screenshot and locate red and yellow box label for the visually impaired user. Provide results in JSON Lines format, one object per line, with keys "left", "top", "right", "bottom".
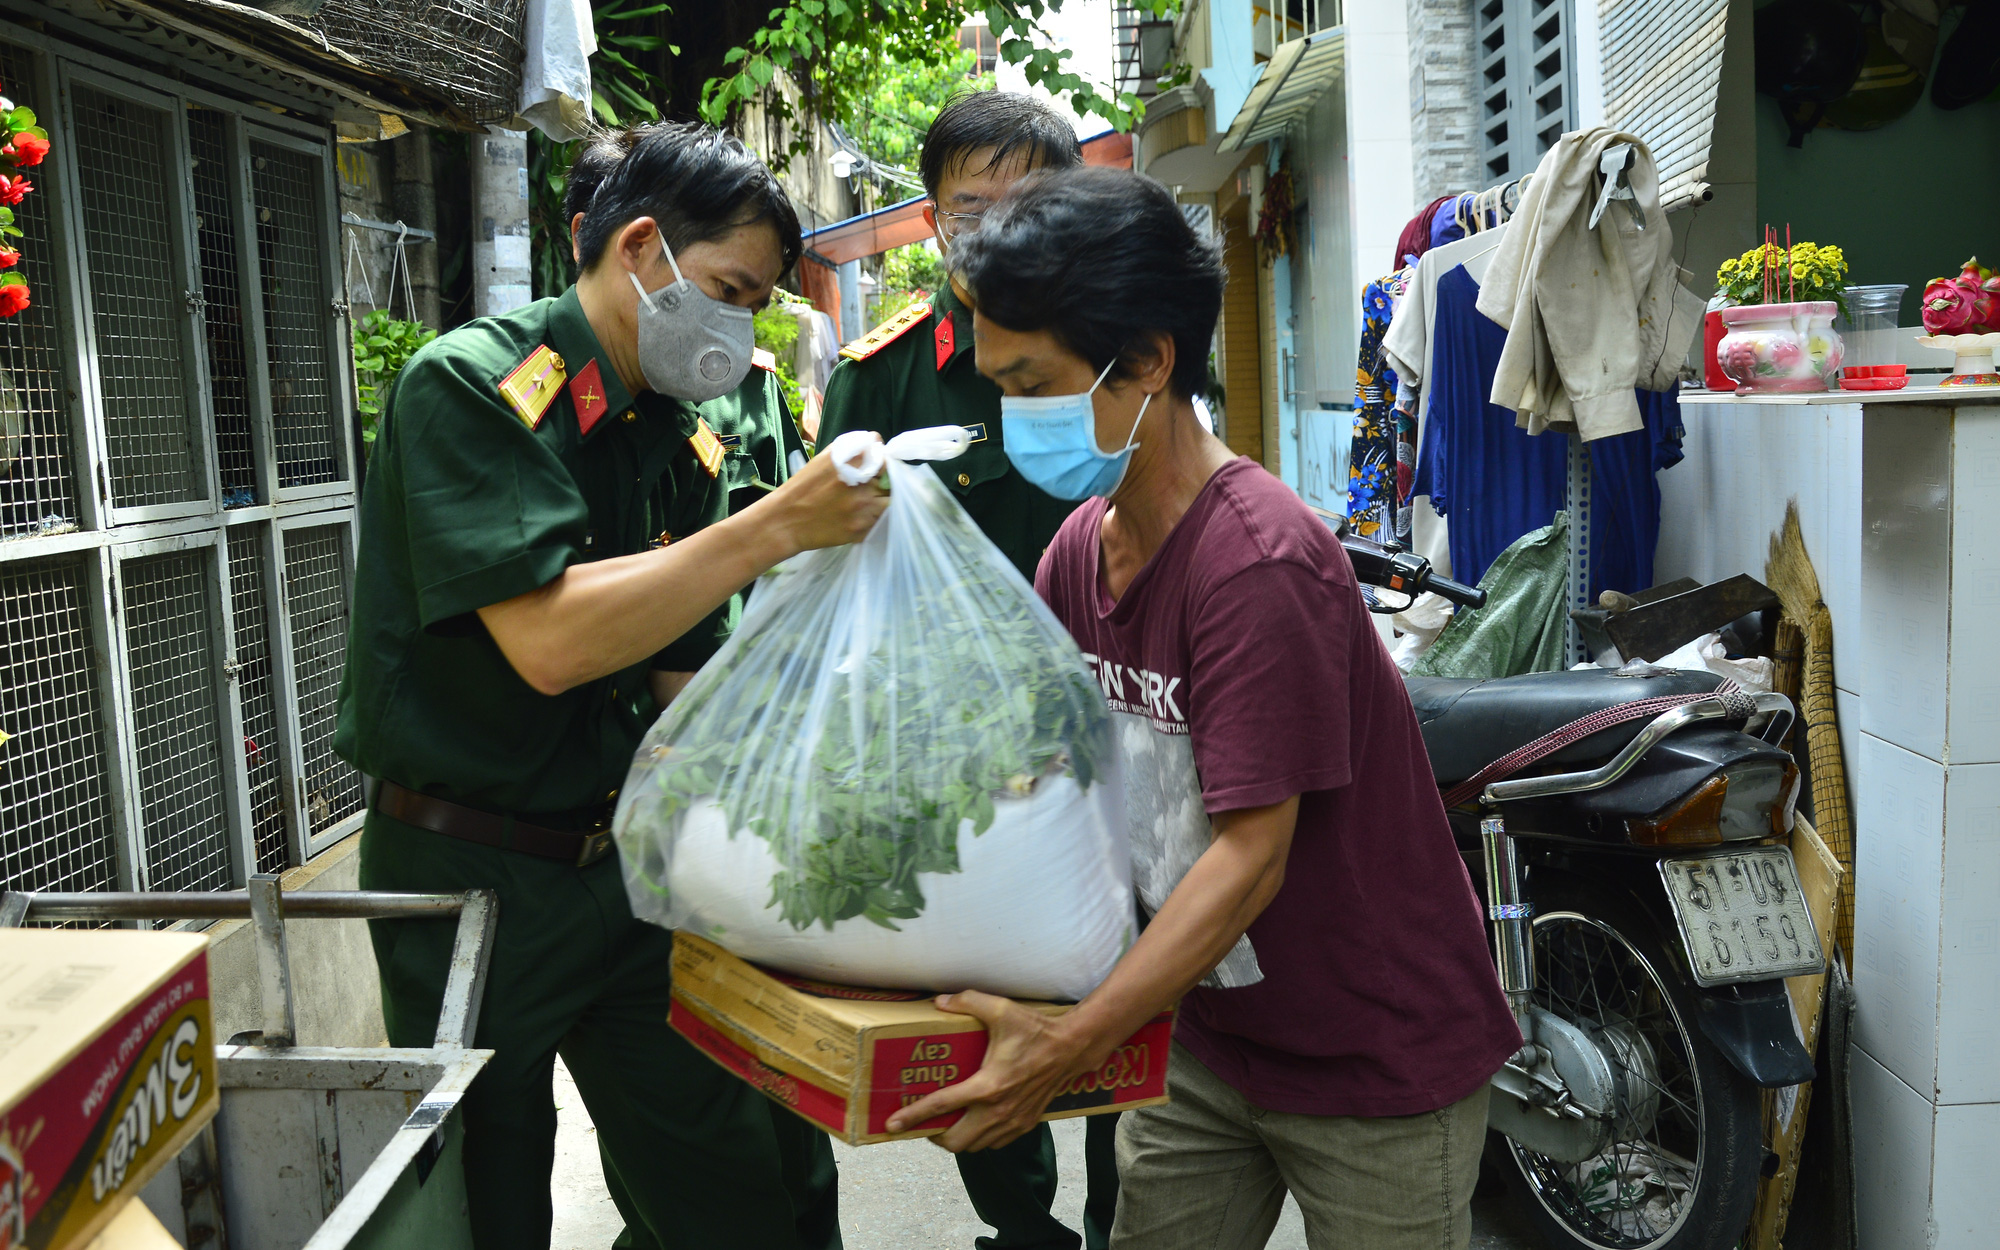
{"left": 2, "top": 960, "right": 215, "bottom": 1250}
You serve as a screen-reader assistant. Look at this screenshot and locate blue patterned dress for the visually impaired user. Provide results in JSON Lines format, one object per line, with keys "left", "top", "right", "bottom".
{"left": 1347, "top": 269, "right": 1412, "bottom": 540}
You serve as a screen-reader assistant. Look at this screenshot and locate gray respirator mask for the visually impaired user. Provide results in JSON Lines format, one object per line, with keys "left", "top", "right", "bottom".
{"left": 627, "top": 239, "right": 755, "bottom": 403}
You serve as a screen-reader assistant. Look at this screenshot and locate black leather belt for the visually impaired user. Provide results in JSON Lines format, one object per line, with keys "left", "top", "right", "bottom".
{"left": 375, "top": 780, "right": 617, "bottom": 867}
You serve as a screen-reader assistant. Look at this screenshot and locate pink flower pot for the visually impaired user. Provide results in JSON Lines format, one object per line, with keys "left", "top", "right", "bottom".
{"left": 1716, "top": 302, "right": 1845, "bottom": 394}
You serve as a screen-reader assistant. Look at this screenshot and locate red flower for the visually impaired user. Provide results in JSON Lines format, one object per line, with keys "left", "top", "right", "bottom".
{"left": 0, "top": 281, "right": 31, "bottom": 316}
{"left": 0, "top": 248, "right": 17, "bottom": 269}
{"left": 0, "top": 174, "right": 29, "bottom": 206}
{"left": 4, "top": 134, "right": 48, "bottom": 167}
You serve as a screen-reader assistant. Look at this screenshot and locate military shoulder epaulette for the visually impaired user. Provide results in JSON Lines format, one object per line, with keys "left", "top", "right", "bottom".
{"left": 839, "top": 301, "right": 932, "bottom": 362}
{"left": 497, "top": 344, "right": 567, "bottom": 430}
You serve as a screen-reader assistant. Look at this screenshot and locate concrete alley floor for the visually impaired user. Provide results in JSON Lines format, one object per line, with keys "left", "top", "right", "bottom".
{"left": 550, "top": 1059, "right": 1542, "bottom": 1249}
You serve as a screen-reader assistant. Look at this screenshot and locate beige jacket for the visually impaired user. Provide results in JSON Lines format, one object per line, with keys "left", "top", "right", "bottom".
{"left": 1475, "top": 128, "right": 1703, "bottom": 441}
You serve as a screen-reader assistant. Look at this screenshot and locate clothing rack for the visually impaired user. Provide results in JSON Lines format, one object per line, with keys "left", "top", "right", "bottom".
{"left": 1426, "top": 171, "right": 1594, "bottom": 663}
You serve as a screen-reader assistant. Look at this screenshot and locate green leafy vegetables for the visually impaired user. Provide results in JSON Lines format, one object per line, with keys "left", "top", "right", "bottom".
{"left": 623, "top": 494, "right": 1112, "bottom": 934}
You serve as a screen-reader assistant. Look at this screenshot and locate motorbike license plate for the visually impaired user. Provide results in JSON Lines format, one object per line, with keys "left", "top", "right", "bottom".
{"left": 1659, "top": 847, "right": 1824, "bottom": 987}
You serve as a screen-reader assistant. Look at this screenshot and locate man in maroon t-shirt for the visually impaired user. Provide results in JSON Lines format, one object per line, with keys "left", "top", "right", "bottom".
{"left": 887, "top": 169, "right": 1520, "bottom": 1248}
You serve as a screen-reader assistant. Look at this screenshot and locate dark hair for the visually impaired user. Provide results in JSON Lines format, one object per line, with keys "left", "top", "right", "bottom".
{"left": 918, "top": 89, "right": 1082, "bottom": 198}
{"left": 563, "top": 125, "right": 643, "bottom": 224}
{"left": 952, "top": 168, "right": 1223, "bottom": 402}
{"left": 576, "top": 121, "right": 802, "bottom": 274}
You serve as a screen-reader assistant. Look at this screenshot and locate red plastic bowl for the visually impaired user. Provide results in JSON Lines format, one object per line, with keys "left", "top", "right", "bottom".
{"left": 1842, "top": 364, "right": 1907, "bottom": 380}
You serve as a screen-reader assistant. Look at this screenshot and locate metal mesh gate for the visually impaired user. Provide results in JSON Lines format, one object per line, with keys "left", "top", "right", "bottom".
{"left": 121, "top": 549, "right": 232, "bottom": 893}
{"left": 251, "top": 142, "right": 340, "bottom": 490}
{"left": 227, "top": 526, "right": 288, "bottom": 874}
{"left": 0, "top": 34, "right": 364, "bottom": 900}
{"left": 0, "top": 557, "right": 118, "bottom": 894}
{"left": 190, "top": 106, "right": 258, "bottom": 508}
{"left": 0, "top": 44, "right": 82, "bottom": 541}
{"left": 283, "top": 524, "right": 360, "bottom": 837}
{"left": 72, "top": 83, "right": 204, "bottom": 512}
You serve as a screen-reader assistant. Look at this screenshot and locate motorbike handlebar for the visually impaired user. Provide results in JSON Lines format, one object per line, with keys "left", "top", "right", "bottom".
{"left": 1424, "top": 572, "right": 1486, "bottom": 609}
{"left": 1338, "top": 533, "right": 1488, "bottom": 611}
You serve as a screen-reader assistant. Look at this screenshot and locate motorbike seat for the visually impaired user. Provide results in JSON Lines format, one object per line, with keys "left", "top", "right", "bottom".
{"left": 1405, "top": 667, "right": 1726, "bottom": 786}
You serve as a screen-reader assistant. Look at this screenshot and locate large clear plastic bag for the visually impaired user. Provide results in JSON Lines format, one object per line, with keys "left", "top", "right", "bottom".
{"left": 613, "top": 429, "right": 1133, "bottom": 1001}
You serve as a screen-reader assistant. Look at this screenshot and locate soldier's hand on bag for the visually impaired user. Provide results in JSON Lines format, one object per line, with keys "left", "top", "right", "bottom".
{"left": 756, "top": 436, "right": 889, "bottom": 554}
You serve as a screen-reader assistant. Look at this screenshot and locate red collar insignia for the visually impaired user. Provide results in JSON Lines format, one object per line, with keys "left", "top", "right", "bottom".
{"left": 934, "top": 312, "right": 955, "bottom": 372}
{"left": 571, "top": 359, "right": 610, "bottom": 436}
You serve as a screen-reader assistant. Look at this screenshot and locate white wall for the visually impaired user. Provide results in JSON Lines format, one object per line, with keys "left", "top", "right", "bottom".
{"left": 1659, "top": 398, "right": 2000, "bottom": 1249}
{"left": 1341, "top": 0, "right": 1417, "bottom": 279}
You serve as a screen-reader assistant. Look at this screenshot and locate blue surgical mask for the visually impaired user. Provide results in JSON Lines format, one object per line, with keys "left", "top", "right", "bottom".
{"left": 1000, "top": 361, "right": 1152, "bottom": 501}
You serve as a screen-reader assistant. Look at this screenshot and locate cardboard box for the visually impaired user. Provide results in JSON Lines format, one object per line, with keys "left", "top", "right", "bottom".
{"left": 80, "top": 1200, "right": 178, "bottom": 1250}
{"left": 0, "top": 931, "right": 217, "bottom": 1250}
{"left": 669, "top": 933, "right": 1171, "bottom": 1144}
{"left": 1747, "top": 815, "right": 1845, "bottom": 1250}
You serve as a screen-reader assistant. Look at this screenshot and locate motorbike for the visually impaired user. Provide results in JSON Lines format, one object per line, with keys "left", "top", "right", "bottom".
{"left": 1343, "top": 533, "right": 1821, "bottom": 1250}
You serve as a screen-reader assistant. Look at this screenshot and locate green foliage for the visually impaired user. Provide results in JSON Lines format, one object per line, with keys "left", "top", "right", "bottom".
{"left": 866, "top": 243, "right": 946, "bottom": 332}
{"left": 701, "top": 2, "right": 1178, "bottom": 168}
{"left": 528, "top": 3, "right": 676, "bottom": 300}
{"left": 834, "top": 31, "right": 991, "bottom": 169}
{"left": 881, "top": 242, "right": 946, "bottom": 295}
{"left": 352, "top": 309, "right": 437, "bottom": 448}
{"left": 754, "top": 292, "right": 806, "bottom": 416}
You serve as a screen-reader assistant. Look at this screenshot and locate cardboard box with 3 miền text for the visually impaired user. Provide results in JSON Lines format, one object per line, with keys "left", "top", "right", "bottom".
{"left": 668, "top": 932, "right": 1171, "bottom": 1145}
{"left": 0, "top": 930, "right": 217, "bottom": 1250}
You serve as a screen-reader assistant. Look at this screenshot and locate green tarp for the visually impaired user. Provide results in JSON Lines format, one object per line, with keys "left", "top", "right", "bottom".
{"left": 1409, "top": 512, "right": 1570, "bottom": 680}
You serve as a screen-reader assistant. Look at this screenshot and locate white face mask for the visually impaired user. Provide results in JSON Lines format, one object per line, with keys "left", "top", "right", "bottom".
{"left": 627, "top": 239, "right": 755, "bottom": 402}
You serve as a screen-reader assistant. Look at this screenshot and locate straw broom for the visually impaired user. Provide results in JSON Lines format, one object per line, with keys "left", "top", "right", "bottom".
{"left": 1765, "top": 501, "right": 1853, "bottom": 964}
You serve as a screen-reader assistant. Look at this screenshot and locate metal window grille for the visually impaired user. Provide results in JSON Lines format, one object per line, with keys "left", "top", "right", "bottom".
{"left": 1478, "top": 0, "right": 1575, "bottom": 181}
{"left": 120, "top": 549, "right": 232, "bottom": 893}
{"left": 190, "top": 107, "right": 258, "bottom": 507}
{"left": 282, "top": 524, "right": 359, "bottom": 837}
{"left": 0, "top": 557, "right": 118, "bottom": 894}
{"left": 251, "top": 142, "right": 340, "bottom": 490}
{"left": 71, "top": 84, "right": 205, "bottom": 511}
{"left": 0, "top": 28, "right": 363, "bottom": 902}
{"left": 227, "top": 526, "right": 288, "bottom": 874}
{"left": 0, "top": 45, "right": 84, "bottom": 543}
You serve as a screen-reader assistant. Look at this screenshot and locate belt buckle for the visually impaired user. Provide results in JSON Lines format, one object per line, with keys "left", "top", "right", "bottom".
{"left": 576, "top": 827, "right": 615, "bottom": 867}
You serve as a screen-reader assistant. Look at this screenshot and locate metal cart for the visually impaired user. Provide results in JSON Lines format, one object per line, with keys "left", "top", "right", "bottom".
{"left": 2, "top": 880, "right": 496, "bottom": 1250}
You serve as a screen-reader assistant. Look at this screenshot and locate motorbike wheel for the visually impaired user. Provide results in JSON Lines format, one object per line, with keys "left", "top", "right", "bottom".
{"left": 1496, "top": 879, "right": 1761, "bottom": 1250}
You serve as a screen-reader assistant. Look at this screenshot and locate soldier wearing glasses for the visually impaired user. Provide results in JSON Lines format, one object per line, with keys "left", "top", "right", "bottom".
{"left": 813, "top": 89, "right": 1113, "bottom": 1250}
{"left": 817, "top": 91, "right": 1083, "bottom": 588}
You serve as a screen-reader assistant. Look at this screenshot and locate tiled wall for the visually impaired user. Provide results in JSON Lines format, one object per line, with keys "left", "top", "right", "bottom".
{"left": 1659, "top": 400, "right": 2000, "bottom": 1249}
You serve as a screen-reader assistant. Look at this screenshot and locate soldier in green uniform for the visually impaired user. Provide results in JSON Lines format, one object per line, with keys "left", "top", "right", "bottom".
{"left": 334, "top": 122, "right": 886, "bottom": 1250}
{"left": 814, "top": 90, "right": 1118, "bottom": 1250}
{"left": 564, "top": 128, "right": 843, "bottom": 1250}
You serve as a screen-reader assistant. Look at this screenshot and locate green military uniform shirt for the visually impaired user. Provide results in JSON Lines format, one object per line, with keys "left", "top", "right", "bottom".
{"left": 699, "top": 351, "right": 808, "bottom": 515}
{"left": 334, "top": 286, "right": 739, "bottom": 819}
{"left": 816, "top": 282, "right": 1077, "bottom": 582}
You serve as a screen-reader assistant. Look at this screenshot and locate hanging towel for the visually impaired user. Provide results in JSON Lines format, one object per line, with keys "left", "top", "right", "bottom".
{"left": 1409, "top": 513, "right": 1571, "bottom": 680}
{"left": 1474, "top": 128, "right": 1704, "bottom": 441}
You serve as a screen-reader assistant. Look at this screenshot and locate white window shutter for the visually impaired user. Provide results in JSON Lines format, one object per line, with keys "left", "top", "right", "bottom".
{"left": 1600, "top": 0, "right": 1730, "bottom": 211}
